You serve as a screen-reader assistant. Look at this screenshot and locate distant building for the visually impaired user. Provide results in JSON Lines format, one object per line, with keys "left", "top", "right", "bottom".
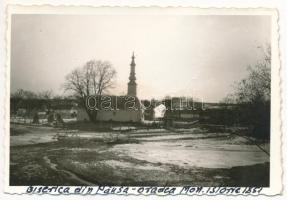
{"left": 163, "top": 97, "right": 204, "bottom": 122}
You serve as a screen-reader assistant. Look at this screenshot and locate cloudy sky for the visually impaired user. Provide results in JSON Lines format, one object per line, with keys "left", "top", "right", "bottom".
{"left": 11, "top": 14, "right": 270, "bottom": 102}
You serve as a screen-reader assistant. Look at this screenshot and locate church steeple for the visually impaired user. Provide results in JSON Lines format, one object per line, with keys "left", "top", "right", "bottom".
{"left": 127, "top": 52, "right": 137, "bottom": 96}
{"left": 131, "top": 52, "right": 135, "bottom": 66}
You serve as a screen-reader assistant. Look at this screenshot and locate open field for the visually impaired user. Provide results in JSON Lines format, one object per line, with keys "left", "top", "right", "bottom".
{"left": 10, "top": 123, "right": 269, "bottom": 186}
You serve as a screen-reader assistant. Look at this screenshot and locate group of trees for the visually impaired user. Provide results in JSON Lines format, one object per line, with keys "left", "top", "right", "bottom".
{"left": 11, "top": 59, "right": 117, "bottom": 124}
{"left": 10, "top": 89, "right": 75, "bottom": 117}
{"left": 11, "top": 89, "right": 53, "bottom": 116}
{"left": 223, "top": 46, "right": 271, "bottom": 140}
{"left": 11, "top": 89, "right": 54, "bottom": 100}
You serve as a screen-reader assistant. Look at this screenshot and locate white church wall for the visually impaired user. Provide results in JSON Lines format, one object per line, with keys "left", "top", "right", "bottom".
{"left": 97, "top": 110, "right": 142, "bottom": 122}
{"left": 76, "top": 108, "right": 142, "bottom": 122}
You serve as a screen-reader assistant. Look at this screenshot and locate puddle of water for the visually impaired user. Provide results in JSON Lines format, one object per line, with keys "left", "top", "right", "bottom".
{"left": 11, "top": 133, "right": 58, "bottom": 146}
{"left": 139, "top": 133, "right": 230, "bottom": 141}
{"left": 112, "top": 127, "right": 136, "bottom": 131}
{"left": 10, "top": 127, "right": 115, "bottom": 146}
{"left": 111, "top": 137, "right": 269, "bottom": 169}
{"left": 99, "top": 160, "right": 166, "bottom": 171}
{"left": 135, "top": 129, "right": 167, "bottom": 133}
{"left": 69, "top": 147, "right": 99, "bottom": 152}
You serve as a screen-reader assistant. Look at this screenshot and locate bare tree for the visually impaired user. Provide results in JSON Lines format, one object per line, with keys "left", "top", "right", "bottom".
{"left": 225, "top": 45, "right": 271, "bottom": 140}
{"left": 11, "top": 89, "right": 38, "bottom": 99}
{"left": 64, "top": 60, "right": 116, "bottom": 121}
{"left": 38, "top": 90, "right": 53, "bottom": 99}
{"left": 11, "top": 89, "right": 54, "bottom": 100}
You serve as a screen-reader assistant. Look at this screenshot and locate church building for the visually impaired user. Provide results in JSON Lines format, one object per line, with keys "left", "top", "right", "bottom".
{"left": 77, "top": 53, "right": 143, "bottom": 122}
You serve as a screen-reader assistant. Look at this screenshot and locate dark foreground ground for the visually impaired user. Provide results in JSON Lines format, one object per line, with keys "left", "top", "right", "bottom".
{"left": 10, "top": 123, "right": 269, "bottom": 186}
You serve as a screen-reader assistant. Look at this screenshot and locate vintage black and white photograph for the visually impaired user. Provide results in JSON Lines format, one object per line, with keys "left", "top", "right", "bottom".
{"left": 7, "top": 7, "right": 279, "bottom": 189}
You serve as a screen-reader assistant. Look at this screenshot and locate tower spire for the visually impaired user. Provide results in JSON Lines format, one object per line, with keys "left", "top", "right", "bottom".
{"left": 127, "top": 52, "right": 137, "bottom": 96}
{"left": 131, "top": 52, "right": 135, "bottom": 66}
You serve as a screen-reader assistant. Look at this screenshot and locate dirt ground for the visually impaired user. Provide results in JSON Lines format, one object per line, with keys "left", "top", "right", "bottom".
{"left": 9, "top": 123, "right": 270, "bottom": 186}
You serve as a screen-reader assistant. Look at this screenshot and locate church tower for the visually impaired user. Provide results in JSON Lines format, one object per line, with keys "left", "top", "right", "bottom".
{"left": 127, "top": 52, "right": 137, "bottom": 96}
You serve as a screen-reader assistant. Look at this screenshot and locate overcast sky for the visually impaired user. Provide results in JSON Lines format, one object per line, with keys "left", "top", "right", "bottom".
{"left": 11, "top": 14, "right": 270, "bottom": 102}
